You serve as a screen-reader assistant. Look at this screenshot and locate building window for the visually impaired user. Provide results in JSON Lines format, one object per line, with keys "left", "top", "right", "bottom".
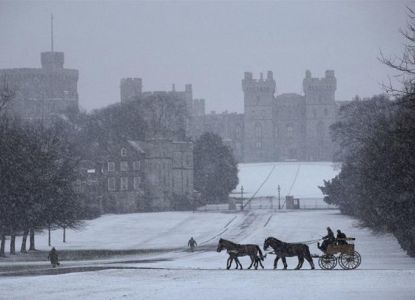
{"left": 133, "top": 177, "right": 141, "bottom": 190}
{"left": 286, "top": 124, "right": 294, "bottom": 138}
{"left": 120, "top": 177, "right": 128, "bottom": 191}
{"left": 255, "top": 123, "right": 262, "bottom": 149}
{"left": 120, "top": 161, "right": 128, "bottom": 172}
{"left": 186, "top": 154, "right": 192, "bottom": 167}
{"left": 121, "top": 148, "right": 127, "bottom": 157}
{"left": 108, "top": 177, "right": 116, "bottom": 191}
{"left": 108, "top": 162, "right": 115, "bottom": 172}
{"left": 324, "top": 108, "right": 328, "bottom": 116}
{"left": 235, "top": 126, "right": 241, "bottom": 139}
{"left": 133, "top": 161, "right": 141, "bottom": 170}
{"left": 317, "top": 121, "right": 325, "bottom": 142}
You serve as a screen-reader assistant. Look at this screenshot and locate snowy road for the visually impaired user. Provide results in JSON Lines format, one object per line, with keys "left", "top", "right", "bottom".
{"left": 1, "top": 210, "right": 415, "bottom": 299}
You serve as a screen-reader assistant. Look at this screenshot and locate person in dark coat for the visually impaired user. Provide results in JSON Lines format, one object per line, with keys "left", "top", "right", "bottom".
{"left": 188, "top": 237, "right": 197, "bottom": 252}
{"left": 318, "top": 227, "right": 335, "bottom": 252}
{"left": 48, "top": 247, "right": 60, "bottom": 267}
{"left": 336, "top": 229, "right": 347, "bottom": 245}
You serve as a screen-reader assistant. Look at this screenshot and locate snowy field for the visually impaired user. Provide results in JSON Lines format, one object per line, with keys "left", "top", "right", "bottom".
{"left": 236, "top": 162, "right": 340, "bottom": 198}
{"left": 1, "top": 209, "right": 415, "bottom": 299}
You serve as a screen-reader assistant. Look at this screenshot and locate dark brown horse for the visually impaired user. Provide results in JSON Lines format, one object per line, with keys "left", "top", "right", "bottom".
{"left": 217, "top": 238, "right": 264, "bottom": 270}
{"left": 263, "top": 237, "right": 315, "bottom": 270}
{"left": 227, "top": 250, "right": 264, "bottom": 270}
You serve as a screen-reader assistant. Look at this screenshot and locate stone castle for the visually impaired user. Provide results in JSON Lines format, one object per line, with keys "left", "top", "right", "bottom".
{"left": 0, "top": 51, "right": 79, "bottom": 121}
{"left": 186, "top": 70, "right": 338, "bottom": 162}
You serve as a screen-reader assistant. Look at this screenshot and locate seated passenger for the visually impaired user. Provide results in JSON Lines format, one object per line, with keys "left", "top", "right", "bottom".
{"left": 336, "top": 229, "right": 347, "bottom": 245}
{"left": 318, "top": 227, "right": 335, "bottom": 252}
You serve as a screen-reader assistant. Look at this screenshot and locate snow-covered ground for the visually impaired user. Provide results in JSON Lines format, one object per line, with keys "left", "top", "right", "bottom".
{"left": 236, "top": 162, "right": 340, "bottom": 198}
{"left": 1, "top": 209, "right": 415, "bottom": 299}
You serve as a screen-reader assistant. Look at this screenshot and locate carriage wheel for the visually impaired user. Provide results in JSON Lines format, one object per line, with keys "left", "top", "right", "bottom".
{"left": 318, "top": 254, "right": 337, "bottom": 270}
{"left": 339, "top": 251, "right": 361, "bottom": 270}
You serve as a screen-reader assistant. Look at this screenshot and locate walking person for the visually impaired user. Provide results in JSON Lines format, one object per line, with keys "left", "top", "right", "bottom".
{"left": 188, "top": 237, "right": 197, "bottom": 252}
{"left": 48, "top": 247, "right": 60, "bottom": 267}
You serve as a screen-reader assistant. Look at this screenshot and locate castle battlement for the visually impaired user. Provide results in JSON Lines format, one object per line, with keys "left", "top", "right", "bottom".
{"left": 303, "top": 70, "right": 337, "bottom": 94}
{"left": 242, "top": 71, "right": 276, "bottom": 93}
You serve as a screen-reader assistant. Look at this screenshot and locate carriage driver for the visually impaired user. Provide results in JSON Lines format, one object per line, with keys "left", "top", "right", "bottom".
{"left": 318, "top": 227, "right": 335, "bottom": 252}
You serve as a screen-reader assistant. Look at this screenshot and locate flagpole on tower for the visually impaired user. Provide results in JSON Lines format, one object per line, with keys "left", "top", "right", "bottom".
{"left": 51, "top": 14, "right": 54, "bottom": 52}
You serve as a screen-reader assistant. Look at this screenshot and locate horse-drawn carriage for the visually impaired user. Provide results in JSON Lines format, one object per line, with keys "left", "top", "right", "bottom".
{"left": 315, "top": 237, "right": 361, "bottom": 270}
{"left": 216, "top": 236, "right": 361, "bottom": 271}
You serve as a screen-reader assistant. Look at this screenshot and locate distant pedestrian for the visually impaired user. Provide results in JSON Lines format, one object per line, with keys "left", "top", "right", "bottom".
{"left": 188, "top": 237, "right": 197, "bottom": 252}
{"left": 48, "top": 247, "right": 60, "bottom": 267}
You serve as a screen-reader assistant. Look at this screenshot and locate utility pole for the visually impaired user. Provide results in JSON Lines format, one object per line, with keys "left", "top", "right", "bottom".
{"left": 240, "top": 185, "right": 244, "bottom": 211}
{"left": 278, "top": 184, "right": 281, "bottom": 210}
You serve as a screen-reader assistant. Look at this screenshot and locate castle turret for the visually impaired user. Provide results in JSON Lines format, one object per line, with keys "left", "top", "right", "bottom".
{"left": 41, "top": 52, "right": 64, "bottom": 70}
{"left": 303, "top": 69, "right": 336, "bottom": 103}
{"left": 242, "top": 71, "right": 276, "bottom": 162}
{"left": 120, "top": 78, "right": 142, "bottom": 103}
{"left": 303, "top": 70, "right": 337, "bottom": 161}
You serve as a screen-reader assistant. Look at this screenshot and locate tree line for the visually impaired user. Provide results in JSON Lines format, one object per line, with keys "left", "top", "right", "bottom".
{"left": 0, "top": 90, "right": 239, "bottom": 255}
{"left": 0, "top": 114, "right": 84, "bottom": 256}
{"left": 320, "top": 9, "right": 415, "bottom": 256}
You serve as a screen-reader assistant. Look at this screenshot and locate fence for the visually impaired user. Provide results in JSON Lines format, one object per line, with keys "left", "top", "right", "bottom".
{"left": 196, "top": 196, "right": 336, "bottom": 211}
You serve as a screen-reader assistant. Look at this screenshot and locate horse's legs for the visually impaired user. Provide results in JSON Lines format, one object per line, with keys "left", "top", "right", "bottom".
{"left": 305, "top": 255, "right": 315, "bottom": 269}
{"left": 274, "top": 256, "right": 280, "bottom": 269}
{"left": 236, "top": 258, "right": 243, "bottom": 270}
{"left": 254, "top": 256, "right": 259, "bottom": 270}
{"left": 282, "top": 257, "right": 288, "bottom": 270}
{"left": 247, "top": 255, "right": 255, "bottom": 269}
{"left": 258, "top": 257, "right": 264, "bottom": 269}
{"left": 226, "top": 256, "right": 232, "bottom": 270}
{"left": 296, "top": 256, "right": 304, "bottom": 270}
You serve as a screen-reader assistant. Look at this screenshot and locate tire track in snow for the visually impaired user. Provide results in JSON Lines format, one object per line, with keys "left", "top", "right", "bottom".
{"left": 264, "top": 215, "right": 273, "bottom": 227}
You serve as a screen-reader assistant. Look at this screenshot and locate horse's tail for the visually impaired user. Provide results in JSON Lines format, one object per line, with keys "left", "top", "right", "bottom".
{"left": 256, "top": 245, "right": 264, "bottom": 261}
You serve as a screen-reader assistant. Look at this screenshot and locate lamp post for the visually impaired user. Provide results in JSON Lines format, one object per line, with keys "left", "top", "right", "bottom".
{"left": 240, "top": 185, "right": 244, "bottom": 211}
{"left": 278, "top": 185, "right": 281, "bottom": 210}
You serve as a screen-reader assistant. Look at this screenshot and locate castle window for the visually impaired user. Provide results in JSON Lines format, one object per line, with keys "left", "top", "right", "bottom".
{"left": 235, "top": 125, "right": 241, "bottom": 139}
{"left": 108, "top": 162, "right": 115, "bottom": 172}
{"left": 133, "top": 161, "right": 141, "bottom": 171}
{"left": 324, "top": 108, "right": 328, "bottom": 116}
{"left": 286, "top": 124, "right": 294, "bottom": 138}
{"left": 313, "top": 110, "right": 317, "bottom": 118}
{"left": 108, "top": 177, "right": 116, "bottom": 191}
{"left": 121, "top": 148, "right": 127, "bottom": 157}
{"left": 120, "top": 177, "right": 128, "bottom": 191}
{"left": 255, "top": 123, "right": 262, "bottom": 149}
{"left": 133, "top": 177, "right": 141, "bottom": 190}
{"left": 120, "top": 161, "right": 128, "bottom": 172}
{"left": 317, "top": 121, "right": 325, "bottom": 141}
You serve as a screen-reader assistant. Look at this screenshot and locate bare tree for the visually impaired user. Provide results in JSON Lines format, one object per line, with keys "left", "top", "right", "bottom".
{"left": 380, "top": 7, "right": 415, "bottom": 104}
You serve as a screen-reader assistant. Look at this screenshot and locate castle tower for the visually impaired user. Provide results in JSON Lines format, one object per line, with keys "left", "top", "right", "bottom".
{"left": 303, "top": 70, "right": 337, "bottom": 161}
{"left": 242, "top": 71, "right": 276, "bottom": 162}
{"left": 120, "top": 78, "right": 142, "bottom": 103}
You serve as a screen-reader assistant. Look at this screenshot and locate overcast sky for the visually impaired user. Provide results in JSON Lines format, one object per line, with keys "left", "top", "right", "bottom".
{"left": 0, "top": 0, "right": 410, "bottom": 113}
